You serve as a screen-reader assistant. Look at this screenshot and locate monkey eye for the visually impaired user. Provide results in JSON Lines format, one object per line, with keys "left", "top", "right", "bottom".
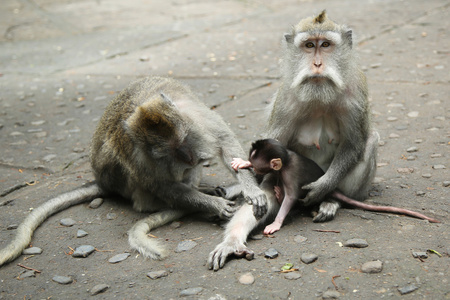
{"left": 321, "top": 41, "right": 330, "bottom": 47}
{"left": 305, "top": 42, "right": 315, "bottom": 48}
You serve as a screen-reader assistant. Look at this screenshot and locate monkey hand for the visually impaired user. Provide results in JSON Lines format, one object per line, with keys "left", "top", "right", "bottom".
{"left": 301, "top": 178, "right": 332, "bottom": 206}
{"left": 231, "top": 158, "right": 252, "bottom": 171}
{"left": 243, "top": 186, "right": 267, "bottom": 219}
{"left": 208, "top": 238, "right": 254, "bottom": 271}
{"left": 215, "top": 198, "right": 238, "bottom": 220}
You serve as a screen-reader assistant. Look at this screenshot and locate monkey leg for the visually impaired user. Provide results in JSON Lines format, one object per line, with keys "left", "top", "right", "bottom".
{"left": 313, "top": 131, "right": 380, "bottom": 222}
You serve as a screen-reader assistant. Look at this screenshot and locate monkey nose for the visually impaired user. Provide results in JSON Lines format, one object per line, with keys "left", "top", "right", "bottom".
{"left": 314, "top": 62, "right": 322, "bottom": 67}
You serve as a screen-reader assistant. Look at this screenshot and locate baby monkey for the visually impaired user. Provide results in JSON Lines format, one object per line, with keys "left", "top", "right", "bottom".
{"left": 232, "top": 139, "right": 439, "bottom": 234}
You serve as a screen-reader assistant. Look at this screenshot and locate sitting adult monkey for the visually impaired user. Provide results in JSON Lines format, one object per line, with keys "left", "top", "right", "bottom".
{"left": 208, "top": 11, "right": 379, "bottom": 270}
{"left": 0, "top": 76, "right": 267, "bottom": 266}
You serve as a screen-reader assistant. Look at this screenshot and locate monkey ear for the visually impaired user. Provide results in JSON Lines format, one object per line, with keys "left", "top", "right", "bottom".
{"left": 270, "top": 158, "right": 283, "bottom": 171}
{"left": 344, "top": 30, "right": 353, "bottom": 48}
{"left": 284, "top": 33, "right": 293, "bottom": 43}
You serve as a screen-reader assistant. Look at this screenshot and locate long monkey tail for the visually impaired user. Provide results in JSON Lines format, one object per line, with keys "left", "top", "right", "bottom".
{"left": 128, "top": 210, "right": 187, "bottom": 260}
{"left": 0, "top": 183, "right": 103, "bottom": 267}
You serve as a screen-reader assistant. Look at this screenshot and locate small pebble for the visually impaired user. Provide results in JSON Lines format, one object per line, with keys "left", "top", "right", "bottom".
{"left": 389, "top": 133, "right": 399, "bottom": 138}
{"left": 301, "top": 253, "right": 318, "bottom": 264}
{"left": 7, "top": 224, "right": 18, "bottom": 230}
{"left": 421, "top": 173, "right": 432, "bottom": 178}
{"left": 284, "top": 272, "right": 301, "bottom": 280}
{"left": 19, "top": 270, "right": 36, "bottom": 279}
{"left": 52, "top": 275, "right": 73, "bottom": 285}
{"left": 443, "top": 181, "right": 450, "bottom": 187}
{"left": 416, "top": 191, "right": 426, "bottom": 197}
{"left": 60, "top": 218, "right": 76, "bottom": 227}
{"left": 407, "top": 111, "right": 419, "bottom": 118}
{"left": 175, "top": 240, "right": 198, "bottom": 252}
{"left": 430, "top": 153, "right": 442, "bottom": 158}
{"left": 361, "top": 260, "right": 383, "bottom": 273}
{"left": 397, "top": 168, "right": 414, "bottom": 174}
{"left": 72, "top": 245, "right": 95, "bottom": 258}
{"left": 412, "top": 252, "right": 428, "bottom": 259}
{"left": 23, "top": 247, "right": 43, "bottom": 255}
{"left": 398, "top": 284, "right": 419, "bottom": 295}
{"left": 239, "top": 272, "right": 255, "bottom": 285}
{"left": 170, "top": 221, "right": 181, "bottom": 229}
{"left": 432, "top": 164, "right": 446, "bottom": 170}
{"left": 106, "top": 212, "right": 117, "bottom": 220}
{"left": 264, "top": 248, "right": 279, "bottom": 259}
{"left": 344, "top": 238, "right": 368, "bottom": 248}
{"left": 89, "top": 198, "right": 104, "bottom": 209}
{"left": 90, "top": 284, "right": 109, "bottom": 295}
{"left": 322, "top": 290, "right": 340, "bottom": 299}
{"left": 147, "top": 270, "right": 169, "bottom": 279}
{"left": 42, "top": 154, "right": 57, "bottom": 162}
{"left": 249, "top": 234, "right": 263, "bottom": 240}
{"left": 294, "top": 235, "right": 308, "bottom": 243}
{"left": 180, "top": 287, "right": 203, "bottom": 297}
{"left": 387, "top": 117, "right": 398, "bottom": 122}
{"left": 77, "top": 229, "right": 88, "bottom": 238}
{"left": 109, "top": 253, "right": 130, "bottom": 263}
{"left": 406, "top": 146, "right": 418, "bottom": 152}
{"left": 406, "top": 156, "right": 416, "bottom": 161}
{"left": 236, "top": 114, "right": 246, "bottom": 118}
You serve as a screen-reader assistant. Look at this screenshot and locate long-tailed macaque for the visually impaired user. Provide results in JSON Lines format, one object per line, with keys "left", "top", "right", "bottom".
{"left": 232, "top": 139, "right": 439, "bottom": 235}
{"left": 0, "top": 76, "right": 267, "bottom": 266}
{"left": 208, "top": 11, "right": 381, "bottom": 270}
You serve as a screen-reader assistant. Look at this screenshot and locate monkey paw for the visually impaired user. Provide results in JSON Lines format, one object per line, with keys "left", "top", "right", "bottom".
{"left": 312, "top": 200, "right": 340, "bottom": 222}
{"left": 231, "top": 158, "right": 252, "bottom": 171}
{"left": 216, "top": 199, "right": 237, "bottom": 220}
{"left": 263, "top": 221, "right": 281, "bottom": 235}
{"left": 301, "top": 180, "right": 330, "bottom": 206}
{"left": 243, "top": 188, "right": 267, "bottom": 219}
{"left": 208, "top": 240, "right": 254, "bottom": 271}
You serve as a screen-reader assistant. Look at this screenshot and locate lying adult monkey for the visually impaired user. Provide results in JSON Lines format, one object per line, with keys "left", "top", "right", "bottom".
{"left": 208, "top": 11, "right": 381, "bottom": 270}
{"left": 0, "top": 76, "right": 267, "bottom": 267}
{"left": 232, "top": 139, "right": 439, "bottom": 235}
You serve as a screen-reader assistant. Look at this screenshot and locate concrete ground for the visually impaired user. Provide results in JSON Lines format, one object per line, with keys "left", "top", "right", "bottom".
{"left": 0, "top": 0, "right": 448, "bottom": 299}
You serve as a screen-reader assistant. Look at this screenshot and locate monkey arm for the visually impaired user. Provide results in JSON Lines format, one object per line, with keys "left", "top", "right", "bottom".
{"left": 219, "top": 144, "right": 267, "bottom": 219}
{"left": 155, "top": 182, "right": 237, "bottom": 220}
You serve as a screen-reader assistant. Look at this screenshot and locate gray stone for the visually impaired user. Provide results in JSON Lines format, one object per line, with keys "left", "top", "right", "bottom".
{"left": 301, "top": 253, "right": 318, "bottom": 264}
{"left": 432, "top": 164, "right": 446, "bottom": 170}
{"left": 52, "top": 275, "right": 73, "bottom": 284}
{"left": 106, "top": 212, "right": 117, "bottom": 220}
{"left": 361, "top": 260, "right": 383, "bottom": 273}
{"left": 264, "top": 248, "right": 279, "bottom": 259}
{"left": 344, "top": 238, "right": 368, "bottom": 248}
{"left": 406, "top": 146, "right": 418, "bottom": 152}
{"left": 147, "top": 270, "right": 169, "bottom": 279}
{"left": 60, "top": 218, "right": 76, "bottom": 227}
{"left": 398, "top": 284, "right": 419, "bottom": 295}
{"left": 20, "top": 270, "right": 36, "bottom": 279}
{"left": 23, "top": 247, "right": 43, "bottom": 255}
{"left": 294, "top": 235, "right": 308, "bottom": 243}
{"left": 77, "top": 229, "right": 88, "bottom": 238}
{"left": 88, "top": 198, "right": 104, "bottom": 209}
{"left": 175, "top": 240, "right": 198, "bottom": 252}
{"left": 180, "top": 287, "right": 203, "bottom": 297}
{"left": 284, "top": 272, "right": 301, "bottom": 280}
{"left": 322, "top": 290, "right": 340, "bottom": 299}
{"left": 412, "top": 252, "right": 428, "bottom": 259}
{"left": 72, "top": 245, "right": 95, "bottom": 258}
{"left": 109, "top": 253, "right": 130, "bottom": 263}
{"left": 7, "top": 224, "right": 18, "bottom": 230}
{"left": 443, "top": 181, "right": 450, "bottom": 187}
{"left": 90, "top": 284, "right": 109, "bottom": 295}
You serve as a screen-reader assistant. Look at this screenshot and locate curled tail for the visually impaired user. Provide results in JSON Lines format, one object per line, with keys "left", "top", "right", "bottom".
{"left": 0, "top": 183, "right": 103, "bottom": 267}
{"left": 128, "top": 210, "right": 187, "bottom": 260}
